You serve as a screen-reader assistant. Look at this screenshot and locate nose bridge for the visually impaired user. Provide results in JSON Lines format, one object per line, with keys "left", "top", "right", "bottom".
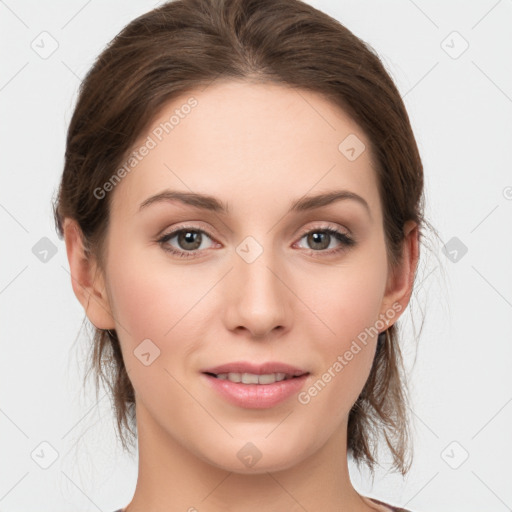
{"left": 225, "top": 234, "right": 289, "bottom": 337}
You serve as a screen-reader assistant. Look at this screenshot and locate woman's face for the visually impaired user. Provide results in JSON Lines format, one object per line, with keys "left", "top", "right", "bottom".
{"left": 87, "top": 80, "right": 411, "bottom": 473}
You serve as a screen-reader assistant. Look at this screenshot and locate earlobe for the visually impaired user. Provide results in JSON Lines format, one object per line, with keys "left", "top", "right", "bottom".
{"left": 63, "top": 218, "right": 115, "bottom": 330}
{"left": 381, "top": 220, "right": 420, "bottom": 323}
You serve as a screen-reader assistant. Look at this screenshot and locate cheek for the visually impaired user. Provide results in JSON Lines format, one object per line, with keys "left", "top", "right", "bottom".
{"left": 305, "top": 241, "right": 388, "bottom": 347}
{"left": 105, "top": 241, "right": 205, "bottom": 340}
{"left": 104, "top": 249, "right": 207, "bottom": 400}
{"left": 295, "top": 242, "right": 388, "bottom": 411}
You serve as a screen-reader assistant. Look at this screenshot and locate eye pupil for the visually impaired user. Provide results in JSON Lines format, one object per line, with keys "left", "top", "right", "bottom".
{"left": 308, "top": 232, "right": 329, "bottom": 250}
{"left": 178, "top": 230, "right": 202, "bottom": 250}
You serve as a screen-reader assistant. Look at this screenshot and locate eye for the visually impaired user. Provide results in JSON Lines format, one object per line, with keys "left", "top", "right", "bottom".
{"left": 157, "top": 227, "right": 216, "bottom": 258}
{"left": 294, "top": 225, "right": 355, "bottom": 256}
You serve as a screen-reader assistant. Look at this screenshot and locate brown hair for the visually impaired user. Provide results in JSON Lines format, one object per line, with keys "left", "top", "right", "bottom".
{"left": 53, "top": 0, "right": 426, "bottom": 475}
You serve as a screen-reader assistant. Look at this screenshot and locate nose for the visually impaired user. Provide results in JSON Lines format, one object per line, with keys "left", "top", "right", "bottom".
{"left": 223, "top": 243, "right": 290, "bottom": 340}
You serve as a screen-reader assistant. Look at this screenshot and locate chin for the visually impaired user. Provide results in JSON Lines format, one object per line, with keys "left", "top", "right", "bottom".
{"left": 211, "top": 456, "right": 302, "bottom": 475}
{"left": 198, "top": 438, "right": 310, "bottom": 475}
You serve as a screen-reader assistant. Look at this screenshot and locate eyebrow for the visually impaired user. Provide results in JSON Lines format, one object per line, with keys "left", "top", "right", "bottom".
{"left": 138, "top": 189, "right": 371, "bottom": 217}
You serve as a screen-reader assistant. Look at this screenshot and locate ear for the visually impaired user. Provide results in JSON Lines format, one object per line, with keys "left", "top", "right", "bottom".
{"left": 380, "top": 220, "right": 420, "bottom": 324}
{"left": 63, "top": 218, "right": 115, "bottom": 330}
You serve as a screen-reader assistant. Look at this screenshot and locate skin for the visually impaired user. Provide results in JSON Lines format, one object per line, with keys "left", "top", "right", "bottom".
{"left": 64, "top": 80, "right": 419, "bottom": 512}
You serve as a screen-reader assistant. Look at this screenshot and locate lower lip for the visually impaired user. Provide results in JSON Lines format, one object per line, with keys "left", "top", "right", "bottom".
{"left": 201, "top": 373, "right": 309, "bottom": 409}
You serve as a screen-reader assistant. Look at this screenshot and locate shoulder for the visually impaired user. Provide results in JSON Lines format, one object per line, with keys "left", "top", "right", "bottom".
{"left": 365, "top": 496, "right": 413, "bottom": 512}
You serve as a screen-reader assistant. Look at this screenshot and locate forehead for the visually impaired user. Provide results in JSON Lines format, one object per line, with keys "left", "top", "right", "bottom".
{"left": 110, "top": 80, "right": 380, "bottom": 219}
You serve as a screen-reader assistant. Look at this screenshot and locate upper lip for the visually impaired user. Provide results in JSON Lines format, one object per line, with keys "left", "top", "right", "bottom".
{"left": 201, "top": 361, "right": 309, "bottom": 377}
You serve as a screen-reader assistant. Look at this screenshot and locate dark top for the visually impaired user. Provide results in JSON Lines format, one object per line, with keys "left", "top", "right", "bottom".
{"left": 113, "top": 498, "right": 412, "bottom": 511}
{"left": 370, "top": 497, "right": 412, "bottom": 511}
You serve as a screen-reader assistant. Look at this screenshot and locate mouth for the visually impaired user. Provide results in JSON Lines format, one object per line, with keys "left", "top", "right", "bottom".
{"left": 200, "top": 361, "right": 310, "bottom": 408}
{"left": 201, "top": 361, "right": 308, "bottom": 380}
{"left": 202, "top": 371, "right": 307, "bottom": 385}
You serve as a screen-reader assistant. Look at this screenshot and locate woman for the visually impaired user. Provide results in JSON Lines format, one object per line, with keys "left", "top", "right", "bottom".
{"left": 53, "top": 0, "right": 426, "bottom": 510}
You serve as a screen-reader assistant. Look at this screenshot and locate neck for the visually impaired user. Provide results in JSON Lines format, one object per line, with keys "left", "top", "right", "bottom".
{"left": 124, "top": 402, "right": 373, "bottom": 512}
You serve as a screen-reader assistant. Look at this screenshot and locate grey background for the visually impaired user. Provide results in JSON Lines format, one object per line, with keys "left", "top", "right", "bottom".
{"left": 1, "top": 0, "right": 511, "bottom": 511}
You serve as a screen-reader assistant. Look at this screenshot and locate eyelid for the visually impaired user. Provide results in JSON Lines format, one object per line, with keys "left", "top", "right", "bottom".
{"left": 156, "top": 220, "right": 216, "bottom": 238}
{"left": 294, "top": 221, "right": 351, "bottom": 239}
{"left": 158, "top": 219, "right": 351, "bottom": 239}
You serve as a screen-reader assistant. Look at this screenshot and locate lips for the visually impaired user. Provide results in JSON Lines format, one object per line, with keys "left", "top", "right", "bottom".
{"left": 201, "top": 361, "right": 309, "bottom": 378}
{"left": 201, "top": 363, "right": 310, "bottom": 409}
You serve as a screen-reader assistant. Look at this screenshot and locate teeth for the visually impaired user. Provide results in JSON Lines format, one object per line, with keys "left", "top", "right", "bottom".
{"left": 241, "top": 372, "right": 259, "bottom": 384}
{"left": 216, "top": 372, "right": 291, "bottom": 384}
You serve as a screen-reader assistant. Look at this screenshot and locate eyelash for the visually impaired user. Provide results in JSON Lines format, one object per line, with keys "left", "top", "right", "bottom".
{"left": 156, "top": 223, "right": 355, "bottom": 260}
